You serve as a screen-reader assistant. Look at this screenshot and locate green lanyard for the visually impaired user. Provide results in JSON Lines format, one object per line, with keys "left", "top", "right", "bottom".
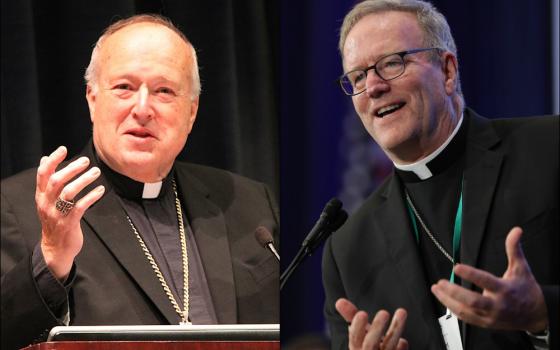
{"left": 406, "top": 189, "right": 463, "bottom": 284}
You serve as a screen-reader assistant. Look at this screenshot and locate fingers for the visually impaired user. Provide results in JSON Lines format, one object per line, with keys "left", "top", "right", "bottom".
{"left": 348, "top": 311, "right": 369, "bottom": 350}
{"left": 336, "top": 298, "right": 359, "bottom": 323}
{"left": 337, "top": 301, "right": 409, "bottom": 350}
{"left": 37, "top": 146, "right": 68, "bottom": 192}
{"left": 432, "top": 279, "right": 494, "bottom": 311}
{"left": 46, "top": 157, "right": 93, "bottom": 202}
{"left": 396, "top": 338, "right": 409, "bottom": 350}
{"left": 362, "top": 310, "right": 389, "bottom": 349}
{"left": 429, "top": 228, "right": 542, "bottom": 333}
{"left": 35, "top": 147, "right": 105, "bottom": 230}
{"left": 431, "top": 281, "right": 494, "bottom": 326}
{"left": 380, "top": 308, "right": 407, "bottom": 350}
{"left": 505, "top": 227, "right": 527, "bottom": 270}
{"left": 59, "top": 166, "right": 101, "bottom": 201}
{"left": 67, "top": 184, "right": 105, "bottom": 218}
{"left": 453, "top": 264, "right": 503, "bottom": 292}
{"left": 35, "top": 146, "right": 103, "bottom": 214}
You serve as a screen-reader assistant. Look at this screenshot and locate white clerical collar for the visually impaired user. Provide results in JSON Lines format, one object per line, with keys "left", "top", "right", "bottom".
{"left": 394, "top": 114, "right": 464, "bottom": 180}
{"left": 142, "top": 181, "right": 163, "bottom": 199}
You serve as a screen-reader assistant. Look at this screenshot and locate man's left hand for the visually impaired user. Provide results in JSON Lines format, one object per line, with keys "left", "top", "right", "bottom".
{"left": 431, "top": 227, "right": 548, "bottom": 333}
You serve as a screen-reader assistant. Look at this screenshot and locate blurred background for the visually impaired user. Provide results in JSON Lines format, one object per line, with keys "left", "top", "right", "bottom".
{"left": 280, "top": 0, "right": 559, "bottom": 347}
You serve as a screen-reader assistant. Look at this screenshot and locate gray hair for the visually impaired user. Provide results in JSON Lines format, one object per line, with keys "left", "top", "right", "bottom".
{"left": 84, "top": 14, "right": 201, "bottom": 99}
{"left": 339, "top": 0, "right": 463, "bottom": 99}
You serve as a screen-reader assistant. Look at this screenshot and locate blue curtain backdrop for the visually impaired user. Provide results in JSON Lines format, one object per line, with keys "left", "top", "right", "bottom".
{"left": 280, "top": 0, "right": 557, "bottom": 346}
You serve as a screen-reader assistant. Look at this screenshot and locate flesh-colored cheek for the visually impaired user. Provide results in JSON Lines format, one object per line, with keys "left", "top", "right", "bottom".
{"left": 352, "top": 95, "right": 366, "bottom": 117}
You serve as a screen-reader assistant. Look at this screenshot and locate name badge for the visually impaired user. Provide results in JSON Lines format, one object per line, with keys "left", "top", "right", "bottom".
{"left": 438, "top": 309, "right": 463, "bottom": 350}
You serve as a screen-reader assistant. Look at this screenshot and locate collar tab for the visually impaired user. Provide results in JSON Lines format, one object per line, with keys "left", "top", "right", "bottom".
{"left": 142, "top": 182, "right": 163, "bottom": 199}
{"left": 394, "top": 113, "right": 465, "bottom": 181}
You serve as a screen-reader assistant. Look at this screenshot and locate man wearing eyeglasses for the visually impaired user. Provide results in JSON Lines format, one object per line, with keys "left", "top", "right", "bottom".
{"left": 322, "top": 1, "right": 558, "bottom": 349}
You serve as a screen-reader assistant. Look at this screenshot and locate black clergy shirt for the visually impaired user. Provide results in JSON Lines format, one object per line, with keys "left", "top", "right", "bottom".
{"left": 395, "top": 114, "right": 467, "bottom": 317}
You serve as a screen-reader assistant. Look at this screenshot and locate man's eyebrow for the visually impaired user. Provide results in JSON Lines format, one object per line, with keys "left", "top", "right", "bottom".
{"left": 344, "top": 52, "right": 387, "bottom": 73}
{"left": 107, "top": 74, "right": 181, "bottom": 86}
{"left": 364, "top": 48, "right": 418, "bottom": 73}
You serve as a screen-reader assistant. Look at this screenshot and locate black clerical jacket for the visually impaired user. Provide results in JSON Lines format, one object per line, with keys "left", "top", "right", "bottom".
{"left": 323, "top": 109, "right": 559, "bottom": 349}
{"left": 1, "top": 143, "right": 280, "bottom": 350}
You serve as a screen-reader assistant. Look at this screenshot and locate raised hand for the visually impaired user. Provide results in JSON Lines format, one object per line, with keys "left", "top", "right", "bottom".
{"left": 35, "top": 146, "right": 105, "bottom": 280}
{"left": 431, "top": 227, "right": 548, "bottom": 333}
{"left": 336, "top": 298, "right": 409, "bottom": 350}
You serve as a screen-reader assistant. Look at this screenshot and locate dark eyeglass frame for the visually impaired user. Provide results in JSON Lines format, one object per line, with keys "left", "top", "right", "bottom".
{"left": 338, "top": 47, "right": 442, "bottom": 96}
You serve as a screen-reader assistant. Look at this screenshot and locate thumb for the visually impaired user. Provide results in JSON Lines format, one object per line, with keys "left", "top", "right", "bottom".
{"left": 505, "top": 227, "right": 527, "bottom": 271}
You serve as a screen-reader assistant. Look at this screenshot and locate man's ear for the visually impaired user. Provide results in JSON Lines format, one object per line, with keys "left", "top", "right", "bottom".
{"left": 442, "top": 52, "right": 459, "bottom": 96}
{"left": 186, "top": 96, "right": 199, "bottom": 135}
{"left": 86, "top": 84, "right": 96, "bottom": 123}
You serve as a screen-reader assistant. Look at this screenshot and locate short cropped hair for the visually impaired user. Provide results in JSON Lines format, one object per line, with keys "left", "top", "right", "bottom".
{"left": 339, "top": 0, "right": 463, "bottom": 99}
{"left": 84, "top": 14, "right": 201, "bottom": 98}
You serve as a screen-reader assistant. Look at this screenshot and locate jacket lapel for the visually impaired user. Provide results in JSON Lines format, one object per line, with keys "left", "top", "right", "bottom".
{"left": 82, "top": 187, "right": 179, "bottom": 324}
{"left": 459, "top": 111, "right": 503, "bottom": 346}
{"left": 77, "top": 143, "right": 179, "bottom": 324}
{"left": 375, "top": 175, "right": 444, "bottom": 348}
{"left": 174, "top": 166, "right": 237, "bottom": 324}
{"left": 461, "top": 112, "right": 503, "bottom": 286}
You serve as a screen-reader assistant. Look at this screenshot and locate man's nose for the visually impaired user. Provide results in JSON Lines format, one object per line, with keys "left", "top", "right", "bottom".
{"left": 132, "top": 85, "right": 153, "bottom": 122}
{"left": 365, "top": 70, "right": 390, "bottom": 98}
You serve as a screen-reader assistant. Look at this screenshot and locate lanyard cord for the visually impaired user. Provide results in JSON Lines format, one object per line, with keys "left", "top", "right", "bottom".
{"left": 405, "top": 182, "right": 463, "bottom": 283}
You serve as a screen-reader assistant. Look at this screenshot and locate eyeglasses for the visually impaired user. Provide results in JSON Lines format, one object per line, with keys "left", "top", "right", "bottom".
{"left": 338, "top": 47, "right": 441, "bottom": 96}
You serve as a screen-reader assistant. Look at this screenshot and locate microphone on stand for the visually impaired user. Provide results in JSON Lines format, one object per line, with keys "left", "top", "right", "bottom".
{"left": 301, "top": 198, "right": 342, "bottom": 250}
{"left": 280, "top": 198, "right": 347, "bottom": 290}
{"left": 254, "top": 226, "right": 280, "bottom": 261}
{"left": 307, "top": 209, "right": 348, "bottom": 253}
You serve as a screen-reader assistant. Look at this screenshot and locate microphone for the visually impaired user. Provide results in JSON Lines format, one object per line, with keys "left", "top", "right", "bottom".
{"left": 307, "top": 209, "right": 348, "bottom": 253}
{"left": 301, "top": 198, "right": 342, "bottom": 249}
{"left": 280, "top": 198, "right": 347, "bottom": 290}
{"left": 254, "top": 226, "right": 280, "bottom": 261}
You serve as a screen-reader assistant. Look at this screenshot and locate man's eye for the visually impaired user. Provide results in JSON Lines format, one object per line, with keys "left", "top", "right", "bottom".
{"left": 114, "top": 84, "right": 132, "bottom": 90}
{"left": 156, "top": 87, "right": 174, "bottom": 95}
{"left": 353, "top": 72, "right": 366, "bottom": 85}
{"left": 383, "top": 60, "right": 403, "bottom": 68}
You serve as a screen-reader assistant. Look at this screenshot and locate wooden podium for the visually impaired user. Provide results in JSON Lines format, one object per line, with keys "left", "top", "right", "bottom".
{"left": 21, "top": 325, "right": 280, "bottom": 350}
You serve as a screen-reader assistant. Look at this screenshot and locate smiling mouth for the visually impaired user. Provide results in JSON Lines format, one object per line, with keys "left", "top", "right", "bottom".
{"left": 376, "top": 102, "right": 406, "bottom": 118}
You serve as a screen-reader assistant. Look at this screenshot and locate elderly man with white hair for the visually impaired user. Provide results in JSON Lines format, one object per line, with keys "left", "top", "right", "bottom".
{"left": 1, "top": 14, "right": 279, "bottom": 350}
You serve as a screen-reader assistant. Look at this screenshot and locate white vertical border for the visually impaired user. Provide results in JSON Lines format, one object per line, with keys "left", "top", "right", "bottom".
{"left": 553, "top": 0, "right": 559, "bottom": 114}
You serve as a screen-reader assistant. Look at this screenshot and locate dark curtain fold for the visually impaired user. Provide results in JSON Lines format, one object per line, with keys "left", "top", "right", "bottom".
{"left": 1, "top": 0, "right": 279, "bottom": 197}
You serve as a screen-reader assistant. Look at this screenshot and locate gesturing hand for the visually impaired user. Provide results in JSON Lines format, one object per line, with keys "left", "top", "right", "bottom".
{"left": 335, "top": 298, "right": 408, "bottom": 350}
{"left": 35, "top": 146, "right": 105, "bottom": 280}
{"left": 431, "top": 227, "right": 548, "bottom": 333}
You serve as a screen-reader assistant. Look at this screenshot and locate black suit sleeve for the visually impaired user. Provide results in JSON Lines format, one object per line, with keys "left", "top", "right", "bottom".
{"left": 542, "top": 285, "right": 559, "bottom": 350}
{"left": 1, "top": 192, "right": 62, "bottom": 350}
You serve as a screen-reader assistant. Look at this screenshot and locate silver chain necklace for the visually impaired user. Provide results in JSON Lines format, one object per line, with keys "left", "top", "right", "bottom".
{"left": 405, "top": 190, "right": 454, "bottom": 264}
{"left": 126, "top": 179, "right": 191, "bottom": 325}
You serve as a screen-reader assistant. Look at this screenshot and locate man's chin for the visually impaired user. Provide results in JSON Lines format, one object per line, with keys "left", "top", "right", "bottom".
{"left": 114, "top": 152, "right": 171, "bottom": 182}
{"left": 371, "top": 131, "right": 414, "bottom": 157}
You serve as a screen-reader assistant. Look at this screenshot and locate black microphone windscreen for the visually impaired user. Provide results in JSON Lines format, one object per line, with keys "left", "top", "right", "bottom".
{"left": 323, "top": 198, "right": 342, "bottom": 216}
{"left": 254, "top": 226, "right": 274, "bottom": 247}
